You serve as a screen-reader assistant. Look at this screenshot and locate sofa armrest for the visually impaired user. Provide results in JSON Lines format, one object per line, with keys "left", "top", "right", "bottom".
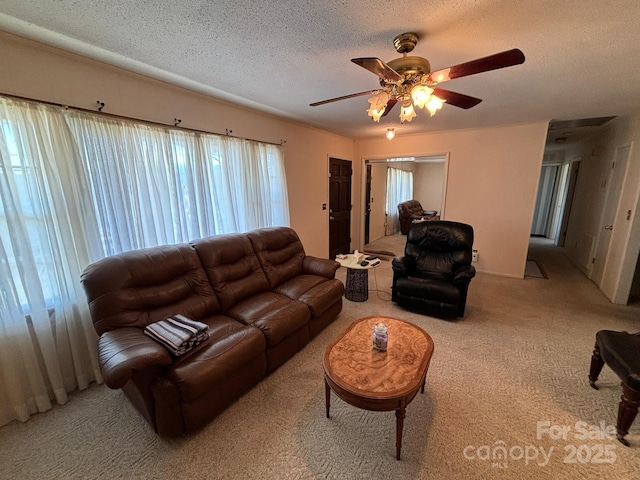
{"left": 302, "top": 256, "right": 340, "bottom": 279}
{"left": 453, "top": 264, "right": 476, "bottom": 284}
{"left": 98, "top": 327, "right": 173, "bottom": 389}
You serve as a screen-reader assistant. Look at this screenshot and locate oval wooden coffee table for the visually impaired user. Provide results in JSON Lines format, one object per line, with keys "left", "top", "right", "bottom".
{"left": 323, "top": 316, "right": 434, "bottom": 460}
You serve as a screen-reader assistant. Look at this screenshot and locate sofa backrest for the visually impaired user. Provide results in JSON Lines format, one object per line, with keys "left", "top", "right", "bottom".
{"left": 398, "top": 199, "right": 423, "bottom": 217}
{"left": 247, "top": 227, "right": 305, "bottom": 288}
{"left": 192, "top": 233, "right": 271, "bottom": 312}
{"left": 81, "top": 244, "right": 220, "bottom": 335}
{"left": 405, "top": 221, "right": 474, "bottom": 278}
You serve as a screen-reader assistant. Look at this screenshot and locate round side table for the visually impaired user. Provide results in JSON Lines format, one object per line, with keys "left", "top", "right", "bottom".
{"left": 335, "top": 254, "right": 380, "bottom": 302}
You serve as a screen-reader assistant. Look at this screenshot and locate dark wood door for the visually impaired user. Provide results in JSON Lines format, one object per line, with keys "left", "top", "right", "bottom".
{"left": 364, "top": 164, "right": 372, "bottom": 245}
{"left": 329, "top": 158, "right": 352, "bottom": 259}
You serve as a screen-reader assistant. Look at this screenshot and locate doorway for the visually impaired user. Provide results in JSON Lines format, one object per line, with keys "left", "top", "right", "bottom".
{"left": 531, "top": 165, "right": 559, "bottom": 237}
{"left": 362, "top": 155, "right": 447, "bottom": 256}
{"left": 328, "top": 157, "right": 352, "bottom": 259}
{"left": 364, "top": 164, "right": 372, "bottom": 245}
{"left": 530, "top": 158, "right": 580, "bottom": 248}
{"left": 557, "top": 160, "right": 580, "bottom": 247}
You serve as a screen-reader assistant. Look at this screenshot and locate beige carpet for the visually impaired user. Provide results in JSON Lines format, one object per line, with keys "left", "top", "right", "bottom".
{"left": 525, "top": 259, "right": 548, "bottom": 279}
{"left": 364, "top": 233, "right": 406, "bottom": 259}
{"left": 1, "top": 240, "right": 639, "bottom": 479}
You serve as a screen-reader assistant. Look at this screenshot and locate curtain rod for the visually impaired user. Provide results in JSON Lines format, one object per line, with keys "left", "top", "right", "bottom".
{"left": 0, "top": 92, "right": 287, "bottom": 147}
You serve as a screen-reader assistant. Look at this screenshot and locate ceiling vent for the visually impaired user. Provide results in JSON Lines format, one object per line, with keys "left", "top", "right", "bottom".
{"left": 548, "top": 116, "right": 616, "bottom": 130}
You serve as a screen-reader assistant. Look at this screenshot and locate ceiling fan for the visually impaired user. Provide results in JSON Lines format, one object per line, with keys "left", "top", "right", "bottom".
{"left": 310, "top": 32, "right": 525, "bottom": 123}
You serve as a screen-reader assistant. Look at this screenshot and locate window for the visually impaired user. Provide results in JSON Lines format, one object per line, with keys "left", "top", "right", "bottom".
{"left": 0, "top": 94, "right": 290, "bottom": 427}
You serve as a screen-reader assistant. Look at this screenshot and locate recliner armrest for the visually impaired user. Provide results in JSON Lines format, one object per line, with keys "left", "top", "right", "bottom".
{"left": 392, "top": 256, "right": 415, "bottom": 275}
{"left": 98, "top": 327, "right": 173, "bottom": 389}
{"left": 453, "top": 264, "right": 476, "bottom": 284}
{"left": 302, "top": 256, "right": 340, "bottom": 279}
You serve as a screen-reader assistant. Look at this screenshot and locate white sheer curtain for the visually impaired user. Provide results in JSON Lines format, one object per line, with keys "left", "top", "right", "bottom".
{"left": 385, "top": 167, "right": 414, "bottom": 235}
{"left": 66, "top": 112, "right": 289, "bottom": 253}
{"left": 0, "top": 98, "right": 103, "bottom": 426}
{"left": 0, "top": 96, "right": 290, "bottom": 427}
{"left": 200, "top": 135, "right": 289, "bottom": 233}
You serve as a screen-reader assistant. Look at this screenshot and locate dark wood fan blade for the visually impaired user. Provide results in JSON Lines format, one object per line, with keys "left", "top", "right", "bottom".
{"left": 432, "top": 88, "right": 482, "bottom": 109}
{"left": 310, "top": 90, "right": 373, "bottom": 106}
{"left": 351, "top": 57, "right": 403, "bottom": 83}
{"left": 427, "top": 49, "right": 525, "bottom": 84}
{"left": 380, "top": 99, "right": 398, "bottom": 117}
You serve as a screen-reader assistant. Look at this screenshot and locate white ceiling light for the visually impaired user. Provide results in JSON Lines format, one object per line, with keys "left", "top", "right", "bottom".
{"left": 386, "top": 128, "right": 395, "bottom": 140}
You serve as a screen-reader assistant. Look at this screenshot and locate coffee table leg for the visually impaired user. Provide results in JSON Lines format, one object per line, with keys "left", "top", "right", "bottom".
{"left": 395, "top": 407, "right": 406, "bottom": 460}
{"left": 325, "top": 379, "right": 331, "bottom": 418}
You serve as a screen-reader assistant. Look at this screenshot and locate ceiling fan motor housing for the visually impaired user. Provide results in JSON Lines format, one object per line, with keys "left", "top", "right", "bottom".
{"left": 385, "top": 32, "right": 432, "bottom": 88}
{"left": 387, "top": 56, "right": 431, "bottom": 77}
{"left": 393, "top": 32, "right": 419, "bottom": 54}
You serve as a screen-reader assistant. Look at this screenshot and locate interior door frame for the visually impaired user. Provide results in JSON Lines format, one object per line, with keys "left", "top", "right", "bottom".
{"left": 359, "top": 151, "right": 450, "bottom": 251}
{"left": 364, "top": 164, "right": 372, "bottom": 245}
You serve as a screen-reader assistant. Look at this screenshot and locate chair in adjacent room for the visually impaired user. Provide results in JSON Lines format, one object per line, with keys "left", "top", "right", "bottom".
{"left": 391, "top": 220, "right": 475, "bottom": 319}
{"left": 588, "top": 329, "right": 640, "bottom": 446}
{"left": 397, "top": 200, "right": 438, "bottom": 235}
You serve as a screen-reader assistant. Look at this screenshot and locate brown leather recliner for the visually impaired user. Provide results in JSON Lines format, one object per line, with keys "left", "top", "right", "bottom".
{"left": 81, "top": 227, "right": 344, "bottom": 436}
{"left": 397, "top": 200, "right": 438, "bottom": 235}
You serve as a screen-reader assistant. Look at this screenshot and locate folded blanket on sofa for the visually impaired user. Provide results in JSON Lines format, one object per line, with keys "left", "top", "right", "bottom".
{"left": 144, "top": 314, "right": 209, "bottom": 356}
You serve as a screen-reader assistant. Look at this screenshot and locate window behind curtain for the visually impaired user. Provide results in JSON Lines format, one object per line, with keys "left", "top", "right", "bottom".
{"left": 385, "top": 167, "right": 414, "bottom": 235}
{"left": 66, "top": 110, "right": 289, "bottom": 256}
{"left": 1, "top": 100, "right": 290, "bottom": 307}
{"left": 0, "top": 95, "right": 290, "bottom": 427}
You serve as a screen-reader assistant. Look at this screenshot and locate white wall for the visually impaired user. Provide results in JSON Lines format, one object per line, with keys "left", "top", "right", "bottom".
{"left": 0, "top": 30, "right": 354, "bottom": 258}
{"left": 1, "top": 30, "right": 556, "bottom": 278}
{"left": 354, "top": 123, "right": 549, "bottom": 278}
{"left": 413, "top": 162, "right": 445, "bottom": 213}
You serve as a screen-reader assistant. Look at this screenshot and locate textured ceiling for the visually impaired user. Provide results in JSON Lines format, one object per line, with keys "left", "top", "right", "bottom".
{"left": 0, "top": 1, "right": 639, "bottom": 140}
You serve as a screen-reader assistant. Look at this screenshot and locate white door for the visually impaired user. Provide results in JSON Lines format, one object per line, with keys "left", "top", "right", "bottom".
{"left": 592, "top": 146, "right": 630, "bottom": 285}
{"left": 600, "top": 145, "right": 633, "bottom": 300}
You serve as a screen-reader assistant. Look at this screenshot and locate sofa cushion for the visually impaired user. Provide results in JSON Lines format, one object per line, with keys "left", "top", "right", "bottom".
{"left": 168, "top": 316, "right": 266, "bottom": 401}
{"left": 247, "top": 226, "right": 305, "bottom": 288}
{"left": 274, "top": 274, "right": 327, "bottom": 298}
{"left": 276, "top": 277, "right": 345, "bottom": 318}
{"left": 81, "top": 244, "right": 220, "bottom": 335}
{"left": 192, "top": 233, "right": 271, "bottom": 312}
{"left": 395, "top": 276, "right": 461, "bottom": 304}
{"left": 227, "top": 292, "right": 310, "bottom": 347}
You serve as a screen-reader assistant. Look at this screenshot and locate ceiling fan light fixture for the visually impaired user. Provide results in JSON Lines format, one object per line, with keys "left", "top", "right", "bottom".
{"left": 426, "top": 95, "right": 444, "bottom": 116}
{"left": 410, "top": 85, "right": 433, "bottom": 109}
{"left": 367, "top": 91, "right": 389, "bottom": 122}
{"left": 400, "top": 101, "right": 416, "bottom": 123}
{"left": 386, "top": 128, "right": 395, "bottom": 140}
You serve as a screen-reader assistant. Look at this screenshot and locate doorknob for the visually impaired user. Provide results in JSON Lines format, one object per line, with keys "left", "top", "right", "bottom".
{"left": 604, "top": 225, "right": 613, "bottom": 230}
{"left": 329, "top": 216, "right": 335, "bottom": 220}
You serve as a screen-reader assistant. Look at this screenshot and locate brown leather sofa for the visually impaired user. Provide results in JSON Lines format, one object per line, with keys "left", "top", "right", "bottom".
{"left": 397, "top": 200, "right": 438, "bottom": 235}
{"left": 81, "top": 227, "right": 344, "bottom": 436}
